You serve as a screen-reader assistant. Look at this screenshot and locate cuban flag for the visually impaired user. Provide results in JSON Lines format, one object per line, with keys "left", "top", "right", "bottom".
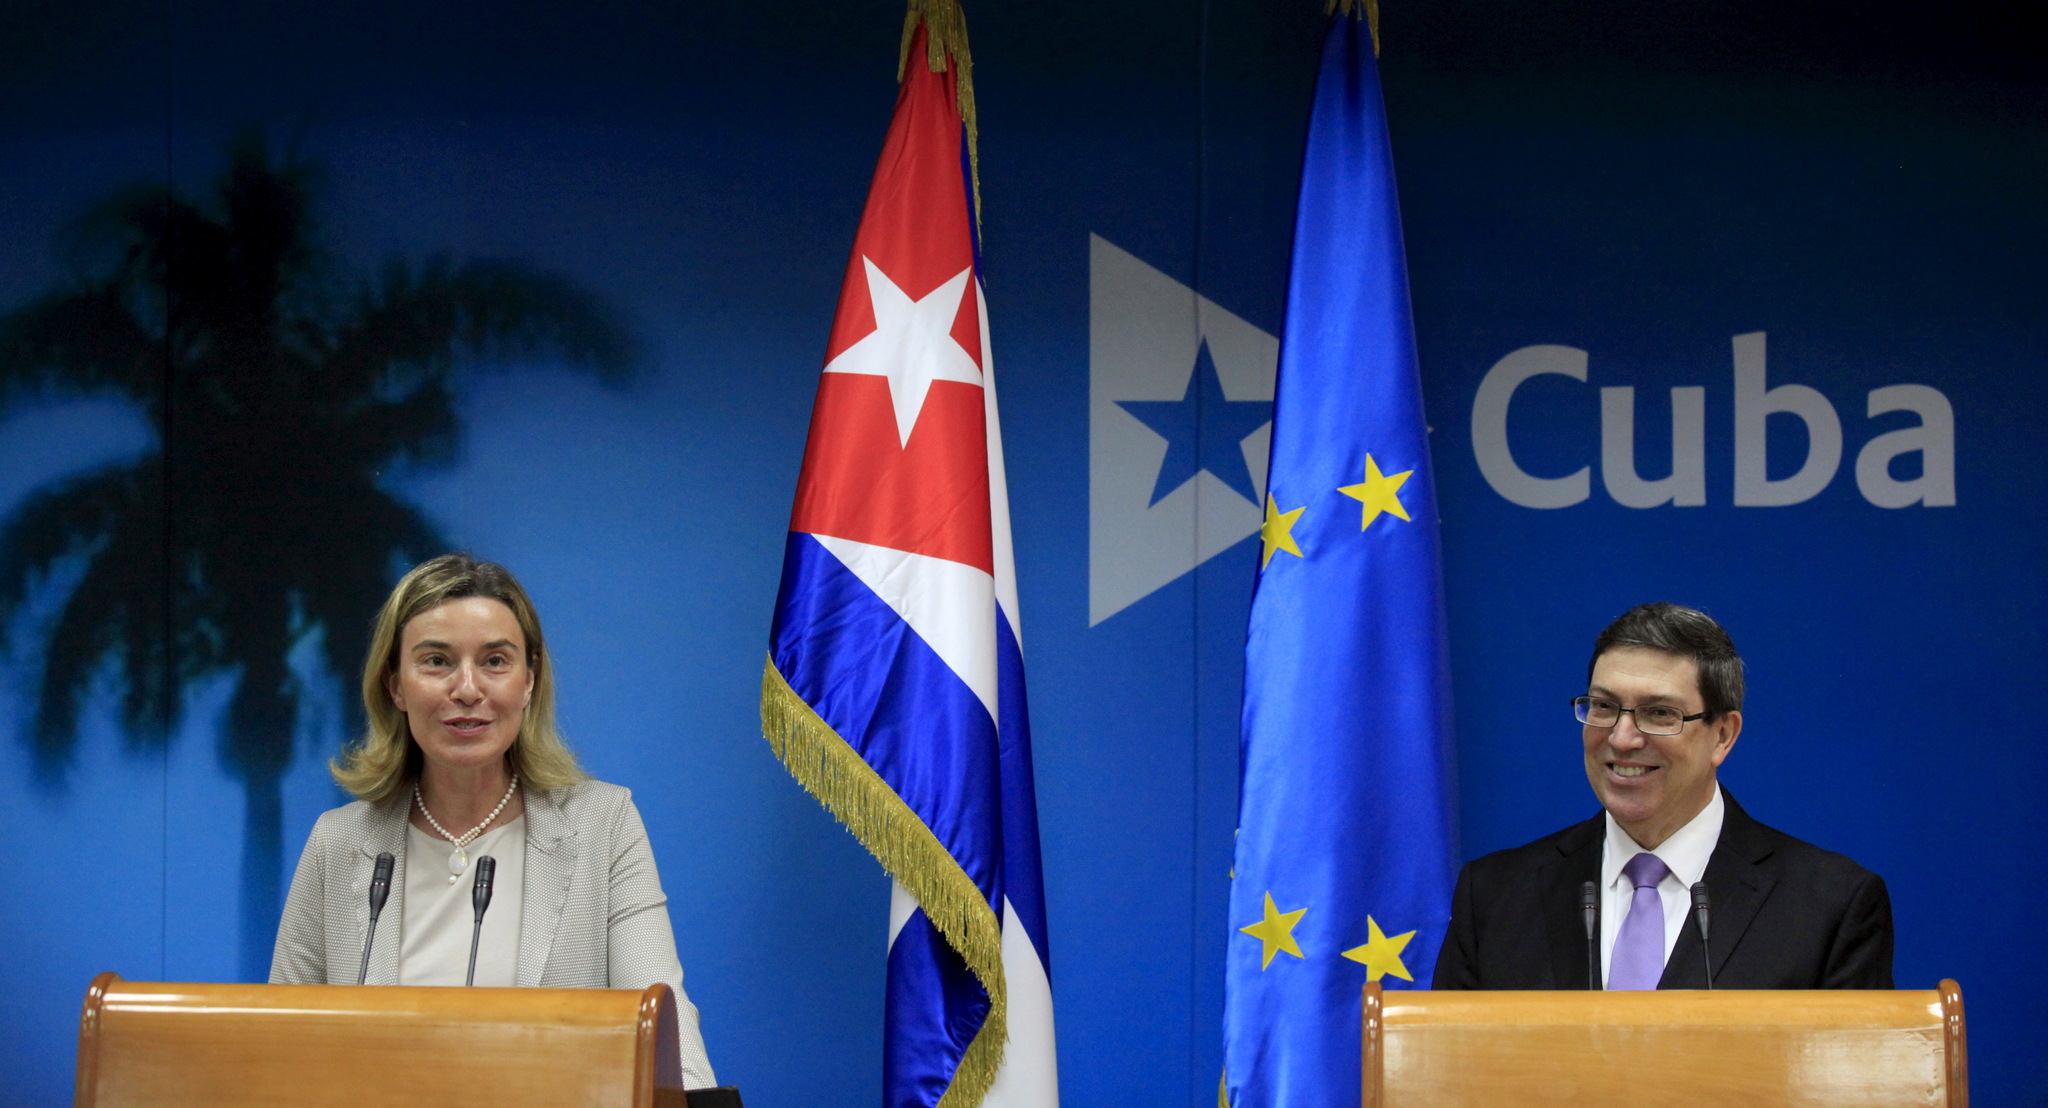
{"left": 763, "top": 10, "right": 1058, "bottom": 1107}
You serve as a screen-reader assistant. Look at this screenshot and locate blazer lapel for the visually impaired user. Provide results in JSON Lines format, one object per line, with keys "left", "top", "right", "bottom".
{"left": 1541, "top": 814, "right": 1606, "bottom": 990}
{"left": 358, "top": 799, "right": 411, "bottom": 986}
{"left": 517, "top": 787, "right": 577, "bottom": 988}
{"left": 1661, "top": 788, "right": 1775, "bottom": 988}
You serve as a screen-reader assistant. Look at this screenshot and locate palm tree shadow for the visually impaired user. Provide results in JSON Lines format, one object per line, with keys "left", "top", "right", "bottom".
{"left": 0, "top": 129, "right": 637, "bottom": 981}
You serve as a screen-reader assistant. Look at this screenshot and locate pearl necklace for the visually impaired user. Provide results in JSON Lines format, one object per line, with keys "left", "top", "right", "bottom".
{"left": 415, "top": 773, "right": 519, "bottom": 885}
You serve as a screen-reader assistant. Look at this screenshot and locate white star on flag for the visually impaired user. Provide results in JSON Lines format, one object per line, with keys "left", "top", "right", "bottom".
{"left": 823, "top": 257, "right": 983, "bottom": 447}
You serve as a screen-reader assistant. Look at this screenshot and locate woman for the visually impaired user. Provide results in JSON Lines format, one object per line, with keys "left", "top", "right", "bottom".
{"left": 271, "top": 553, "right": 715, "bottom": 1088}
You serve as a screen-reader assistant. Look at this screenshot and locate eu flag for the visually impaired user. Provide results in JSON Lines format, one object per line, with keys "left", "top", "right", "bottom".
{"left": 1223, "top": 11, "right": 1459, "bottom": 1106}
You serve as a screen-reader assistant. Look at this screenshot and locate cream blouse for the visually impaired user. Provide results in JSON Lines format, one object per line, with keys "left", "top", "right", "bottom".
{"left": 399, "top": 814, "right": 526, "bottom": 986}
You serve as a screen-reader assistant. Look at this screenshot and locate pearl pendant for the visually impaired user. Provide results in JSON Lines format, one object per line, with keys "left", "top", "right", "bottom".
{"left": 449, "top": 847, "right": 469, "bottom": 875}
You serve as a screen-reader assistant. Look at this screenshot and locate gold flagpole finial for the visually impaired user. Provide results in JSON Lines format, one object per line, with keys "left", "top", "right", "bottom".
{"left": 898, "top": 0, "right": 981, "bottom": 226}
{"left": 1325, "top": 0, "right": 1382, "bottom": 56}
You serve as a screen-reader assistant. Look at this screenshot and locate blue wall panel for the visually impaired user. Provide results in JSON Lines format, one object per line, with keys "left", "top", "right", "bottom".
{"left": 1, "top": 1, "right": 2041, "bottom": 1104}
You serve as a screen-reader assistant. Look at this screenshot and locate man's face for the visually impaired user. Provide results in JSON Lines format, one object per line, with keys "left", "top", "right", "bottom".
{"left": 1582, "top": 646, "right": 1742, "bottom": 850}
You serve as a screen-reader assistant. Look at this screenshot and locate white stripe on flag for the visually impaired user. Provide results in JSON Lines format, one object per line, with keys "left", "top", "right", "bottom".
{"left": 976, "top": 276, "right": 1026, "bottom": 651}
{"left": 984, "top": 894, "right": 1059, "bottom": 1108}
{"left": 813, "top": 533, "right": 998, "bottom": 722}
{"left": 887, "top": 881, "right": 1060, "bottom": 1108}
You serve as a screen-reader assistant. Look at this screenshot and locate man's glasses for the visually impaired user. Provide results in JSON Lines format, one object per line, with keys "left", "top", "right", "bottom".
{"left": 1571, "top": 695, "right": 1705, "bottom": 737}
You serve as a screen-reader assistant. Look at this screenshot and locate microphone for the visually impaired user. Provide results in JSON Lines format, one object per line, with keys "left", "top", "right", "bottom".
{"left": 1690, "top": 881, "right": 1714, "bottom": 990}
{"left": 357, "top": 852, "right": 395, "bottom": 986}
{"left": 1579, "top": 880, "right": 1600, "bottom": 991}
{"left": 465, "top": 856, "right": 497, "bottom": 987}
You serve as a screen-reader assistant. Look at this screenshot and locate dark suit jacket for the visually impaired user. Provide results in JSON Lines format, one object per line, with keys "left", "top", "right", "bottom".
{"left": 1433, "top": 789, "right": 1893, "bottom": 990}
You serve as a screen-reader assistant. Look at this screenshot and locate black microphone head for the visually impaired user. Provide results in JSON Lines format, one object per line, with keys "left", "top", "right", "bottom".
{"left": 472, "top": 855, "right": 497, "bottom": 916}
{"left": 1691, "top": 881, "right": 1711, "bottom": 912}
{"left": 1578, "top": 880, "right": 1598, "bottom": 910}
{"left": 369, "top": 851, "right": 396, "bottom": 914}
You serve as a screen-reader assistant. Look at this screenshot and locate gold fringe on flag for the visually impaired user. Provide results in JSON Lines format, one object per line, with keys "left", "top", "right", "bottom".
{"left": 761, "top": 657, "right": 1009, "bottom": 1107}
{"left": 897, "top": 0, "right": 982, "bottom": 226}
{"left": 1326, "top": 0, "right": 1382, "bottom": 56}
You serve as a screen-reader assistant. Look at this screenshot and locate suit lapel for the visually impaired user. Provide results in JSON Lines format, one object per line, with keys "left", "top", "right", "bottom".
{"left": 359, "top": 799, "right": 410, "bottom": 986}
{"left": 1661, "top": 789, "right": 1775, "bottom": 988}
{"left": 1542, "top": 814, "right": 1606, "bottom": 990}
{"left": 517, "top": 787, "right": 576, "bottom": 988}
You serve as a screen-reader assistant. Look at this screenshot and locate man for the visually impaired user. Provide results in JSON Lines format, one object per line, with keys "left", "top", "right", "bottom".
{"left": 1433, "top": 602, "right": 1893, "bottom": 990}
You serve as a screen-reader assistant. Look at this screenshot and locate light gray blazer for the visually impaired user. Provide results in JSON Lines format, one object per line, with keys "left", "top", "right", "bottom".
{"left": 270, "top": 779, "right": 715, "bottom": 1088}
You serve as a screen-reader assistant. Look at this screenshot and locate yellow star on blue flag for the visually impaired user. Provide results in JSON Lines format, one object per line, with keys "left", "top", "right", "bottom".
{"left": 1260, "top": 494, "right": 1306, "bottom": 568}
{"left": 1239, "top": 891, "right": 1308, "bottom": 970}
{"left": 1338, "top": 454, "right": 1413, "bottom": 531}
{"left": 1341, "top": 916, "right": 1417, "bottom": 982}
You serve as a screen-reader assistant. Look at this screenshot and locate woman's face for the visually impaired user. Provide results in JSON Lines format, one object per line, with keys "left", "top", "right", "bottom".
{"left": 387, "top": 596, "right": 534, "bottom": 779}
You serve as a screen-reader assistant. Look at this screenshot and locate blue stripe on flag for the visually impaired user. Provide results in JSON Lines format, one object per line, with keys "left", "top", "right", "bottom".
{"left": 995, "top": 605, "right": 1052, "bottom": 971}
{"left": 769, "top": 531, "right": 1002, "bottom": 907}
{"left": 885, "top": 909, "right": 990, "bottom": 1108}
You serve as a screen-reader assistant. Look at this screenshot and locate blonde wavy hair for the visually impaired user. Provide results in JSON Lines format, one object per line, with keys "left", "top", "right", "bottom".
{"left": 331, "top": 553, "right": 586, "bottom": 803}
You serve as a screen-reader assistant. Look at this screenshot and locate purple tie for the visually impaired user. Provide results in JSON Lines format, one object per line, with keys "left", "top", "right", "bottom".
{"left": 1608, "top": 852, "right": 1670, "bottom": 990}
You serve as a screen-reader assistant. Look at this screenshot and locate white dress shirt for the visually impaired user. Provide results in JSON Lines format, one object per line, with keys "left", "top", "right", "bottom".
{"left": 1599, "top": 786, "right": 1724, "bottom": 987}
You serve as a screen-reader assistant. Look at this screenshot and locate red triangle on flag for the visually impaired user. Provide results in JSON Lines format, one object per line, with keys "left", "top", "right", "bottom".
{"left": 791, "top": 27, "right": 994, "bottom": 575}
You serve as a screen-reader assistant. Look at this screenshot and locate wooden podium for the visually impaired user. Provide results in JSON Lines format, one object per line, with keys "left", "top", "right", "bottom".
{"left": 75, "top": 972, "right": 692, "bottom": 1107}
{"left": 1361, "top": 980, "right": 1967, "bottom": 1107}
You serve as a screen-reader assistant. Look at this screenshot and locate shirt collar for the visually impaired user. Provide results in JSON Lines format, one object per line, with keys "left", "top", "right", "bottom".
{"left": 1601, "top": 785, "right": 1725, "bottom": 890}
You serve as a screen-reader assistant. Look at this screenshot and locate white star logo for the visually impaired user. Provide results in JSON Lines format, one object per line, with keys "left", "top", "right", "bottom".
{"left": 823, "top": 257, "right": 983, "bottom": 447}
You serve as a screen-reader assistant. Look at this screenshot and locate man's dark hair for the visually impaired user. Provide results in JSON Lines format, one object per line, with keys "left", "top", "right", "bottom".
{"left": 1588, "top": 602, "right": 1744, "bottom": 719}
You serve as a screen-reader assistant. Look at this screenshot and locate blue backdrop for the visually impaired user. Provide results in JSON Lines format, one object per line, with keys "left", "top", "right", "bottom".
{"left": 1, "top": 1, "right": 2041, "bottom": 1104}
